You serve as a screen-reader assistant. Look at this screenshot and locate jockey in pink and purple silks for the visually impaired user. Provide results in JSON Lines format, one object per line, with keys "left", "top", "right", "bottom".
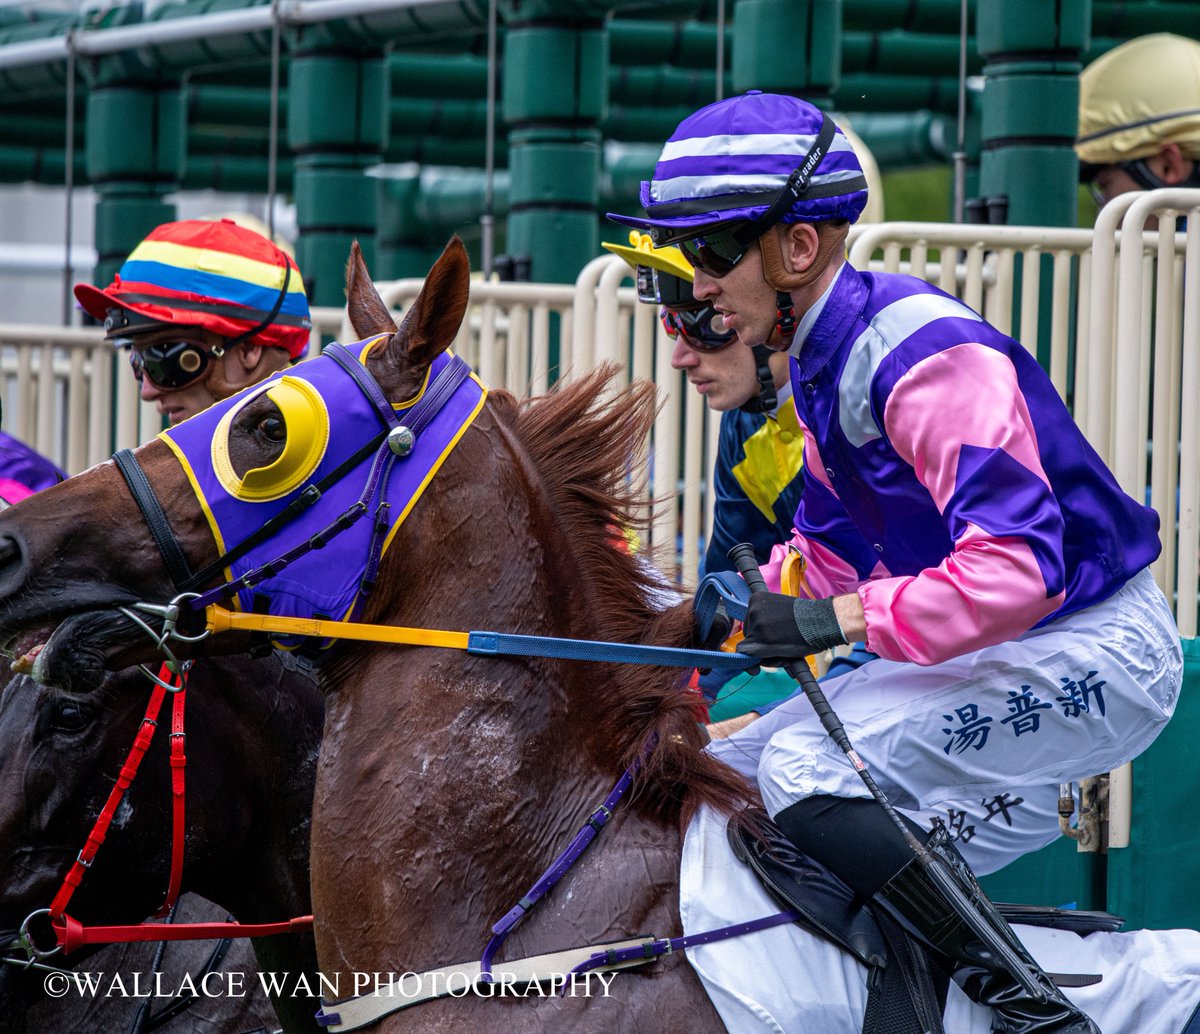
{"left": 0, "top": 430, "right": 65, "bottom": 506}
{"left": 610, "top": 92, "right": 1181, "bottom": 1034}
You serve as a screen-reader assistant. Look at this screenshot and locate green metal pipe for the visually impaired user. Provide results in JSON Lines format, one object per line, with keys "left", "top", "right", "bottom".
{"left": 734, "top": 0, "right": 841, "bottom": 96}
{"left": 0, "top": 113, "right": 83, "bottom": 149}
{"left": 841, "top": 28, "right": 984, "bottom": 77}
{"left": 834, "top": 73, "right": 966, "bottom": 116}
{"left": 976, "top": 0, "right": 1085, "bottom": 230}
{"left": 607, "top": 18, "right": 727, "bottom": 65}
{"left": 288, "top": 50, "right": 389, "bottom": 306}
{"left": 389, "top": 51, "right": 489, "bottom": 99}
{"left": 182, "top": 153, "right": 294, "bottom": 192}
{"left": 842, "top": 0, "right": 975, "bottom": 35}
{"left": 385, "top": 137, "right": 510, "bottom": 166}
{"left": 1092, "top": 2, "right": 1200, "bottom": 38}
{"left": 503, "top": 22, "right": 607, "bottom": 284}
{"left": 840, "top": 110, "right": 958, "bottom": 166}
{"left": 0, "top": 143, "right": 87, "bottom": 185}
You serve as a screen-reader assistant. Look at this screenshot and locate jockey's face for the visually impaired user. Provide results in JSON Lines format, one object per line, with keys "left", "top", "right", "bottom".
{"left": 670, "top": 327, "right": 791, "bottom": 413}
{"left": 689, "top": 240, "right": 782, "bottom": 355}
{"left": 125, "top": 326, "right": 289, "bottom": 426}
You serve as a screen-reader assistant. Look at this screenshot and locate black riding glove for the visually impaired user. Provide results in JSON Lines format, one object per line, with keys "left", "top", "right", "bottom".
{"left": 737, "top": 592, "right": 847, "bottom": 666}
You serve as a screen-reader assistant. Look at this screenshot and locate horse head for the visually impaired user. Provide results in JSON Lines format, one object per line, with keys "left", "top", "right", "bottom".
{"left": 0, "top": 653, "right": 323, "bottom": 1032}
{"left": 0, "top": 238, "right": 471, "bottom": 692}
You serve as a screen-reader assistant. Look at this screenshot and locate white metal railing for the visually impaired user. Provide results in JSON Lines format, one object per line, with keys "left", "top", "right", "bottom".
{"left": 4, "top": 196, "right": 1197, "bottom": 605}
{"left": 848, "top": 221, "right": 1097, "bottom": 401}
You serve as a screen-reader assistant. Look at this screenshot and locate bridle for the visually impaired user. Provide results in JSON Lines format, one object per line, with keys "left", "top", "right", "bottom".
{"left": 4, "top": 663, "right": 189, "bottom": 969}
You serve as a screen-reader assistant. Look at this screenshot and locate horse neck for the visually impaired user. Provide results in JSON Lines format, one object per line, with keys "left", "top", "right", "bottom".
{"left": 312, "top": 411, "right": 660, "bottom": 967}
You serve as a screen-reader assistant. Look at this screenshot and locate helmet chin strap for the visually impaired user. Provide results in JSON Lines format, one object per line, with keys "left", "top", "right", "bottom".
{"left": 739, "top": 343, "right": 779, "bottom": 415}
{"left": 734, "top": 221, "right": 851, "bottom": 415}
{"left": 759, "top": 221, "right": 850, "bottom": 346}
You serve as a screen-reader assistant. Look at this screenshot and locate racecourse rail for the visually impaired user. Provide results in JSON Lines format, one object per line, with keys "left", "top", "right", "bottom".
{"left": 2, "top": 189, "right": 1198, "bottom": 850}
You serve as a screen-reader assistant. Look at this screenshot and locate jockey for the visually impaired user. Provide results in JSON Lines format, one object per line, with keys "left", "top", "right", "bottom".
{"left": 74, "top": 218, "right": 311, "bottom": 426}
{"left": 1076, "top": 33, "right": 1200, "bottom": 208}
{"left": 603, "top": 231, "right": 877, "bottom": 729}
{"left": 610, "top": 91, "right": 1181, "bottom": 1033}
{"left": 603, "top": 231, "right": 801, "bottom": 578}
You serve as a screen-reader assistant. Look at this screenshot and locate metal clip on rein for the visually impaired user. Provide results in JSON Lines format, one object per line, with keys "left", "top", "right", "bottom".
{"left": 117, "top": 593, "right": 209, "bottom": 692}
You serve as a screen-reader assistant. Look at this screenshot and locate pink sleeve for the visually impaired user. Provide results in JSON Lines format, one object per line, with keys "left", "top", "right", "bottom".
{"left": 0, "top": 478, "right": 33, "bottom": 504}
{"left": 760, "top": 536, "right": 880, "bottom": 598}
{"left": 859, "top": 343, "right": 1066, "bottom": 665}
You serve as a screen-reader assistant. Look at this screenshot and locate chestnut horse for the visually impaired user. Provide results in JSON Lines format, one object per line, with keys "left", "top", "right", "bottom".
{"left": 0, "top": 656, "right": 324, "bottom": 1034}
{"left": 2, "top": 239, "right": 1199, "bottom": 1033}
{"left": 0, "top": 238, "right": 751, "bottom": 1031}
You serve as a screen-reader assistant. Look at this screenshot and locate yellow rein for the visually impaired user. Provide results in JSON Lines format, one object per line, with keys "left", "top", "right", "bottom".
{"left": 205, "top": 605, "right": 469, "bottom": 650}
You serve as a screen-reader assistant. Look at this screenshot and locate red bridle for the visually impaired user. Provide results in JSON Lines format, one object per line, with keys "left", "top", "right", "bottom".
{"left": 22, "top": 662, "right": 312, "bottom": 958}
{"left": 48, "top": 663, "right": 187, "bottom": 930}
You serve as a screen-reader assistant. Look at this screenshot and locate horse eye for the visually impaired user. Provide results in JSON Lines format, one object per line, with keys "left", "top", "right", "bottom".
{"left": 49, "top": 699, "right": 91, "bottom": 734}
{"left": 257, "top": 416, "right": 286, "bottom": 443}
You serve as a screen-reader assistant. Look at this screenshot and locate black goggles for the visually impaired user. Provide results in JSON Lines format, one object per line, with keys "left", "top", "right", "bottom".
{"left": 120, "top": 338, "right": 223, "bottom": 390}
{"left": 661, "top": 305, "right": 736, "bottom": 352}
{"left": 677, "top": 225, "right": 757, "bottom": 279}
{"left": 1079, "top": 157, "right": 1162, "bottom": 208}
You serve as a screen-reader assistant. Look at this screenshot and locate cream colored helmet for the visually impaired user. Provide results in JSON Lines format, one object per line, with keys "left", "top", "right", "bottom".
{"left": 1077, "top": 33, "right": 1200, "bottom": 169}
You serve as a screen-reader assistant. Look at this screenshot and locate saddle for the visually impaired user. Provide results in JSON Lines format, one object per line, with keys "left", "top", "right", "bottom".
{"left": 727, "top": 810, "right": 1119, "bottom": 1034}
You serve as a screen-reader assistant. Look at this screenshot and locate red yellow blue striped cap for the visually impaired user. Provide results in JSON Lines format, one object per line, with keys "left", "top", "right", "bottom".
{"left": 74, "top": 218, "right": 312, "bottom": 359}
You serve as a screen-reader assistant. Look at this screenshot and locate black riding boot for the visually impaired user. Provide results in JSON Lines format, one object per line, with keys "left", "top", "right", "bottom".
{"left": 775, "top": 796, "right": 1099, "bottom": 1034}
{"left": 875, "top": 844, "right": 1099, "bottom": 1034}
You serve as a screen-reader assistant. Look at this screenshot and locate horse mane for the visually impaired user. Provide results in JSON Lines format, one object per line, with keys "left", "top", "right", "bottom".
{"left": 508, "top": 364, "right": 758, "bottom": 826}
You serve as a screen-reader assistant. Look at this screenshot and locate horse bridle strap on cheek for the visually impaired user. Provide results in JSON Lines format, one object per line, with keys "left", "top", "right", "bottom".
{"left": 14, "top": 664, "right": 188, "bottom": 962}
{"left": 114, "top": 450, "right": 195, "bottom": 591}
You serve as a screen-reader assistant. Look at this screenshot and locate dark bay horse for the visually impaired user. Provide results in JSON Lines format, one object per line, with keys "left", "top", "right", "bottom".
{"left": 4, "top": 240, "right": 1197, "bottom": 1032}
{"left": 6, "top": 898, "right": 278, "bottom": 1034}
{"left": 0, "top": 655, "right": 324, "bottom": 1033}
{"left": 0, "top": 238, "right": 753, "bottom": 1031}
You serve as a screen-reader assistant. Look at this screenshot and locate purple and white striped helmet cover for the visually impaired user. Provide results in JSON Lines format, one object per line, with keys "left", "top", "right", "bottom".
{"left": 610, "top": 91, "right": 869, "bottom": 234}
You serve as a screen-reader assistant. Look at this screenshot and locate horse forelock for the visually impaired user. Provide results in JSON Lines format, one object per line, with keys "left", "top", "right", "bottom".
{"left": 507, "top": 365, "right": 758, "bottom": 825}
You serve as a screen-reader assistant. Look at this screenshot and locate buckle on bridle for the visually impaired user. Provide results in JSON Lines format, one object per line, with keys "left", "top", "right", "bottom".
{"left": 15, "top": 909, "right": 61, "bottom": 961}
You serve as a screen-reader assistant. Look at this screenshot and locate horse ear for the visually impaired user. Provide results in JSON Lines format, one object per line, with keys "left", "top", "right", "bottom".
{"left": 387, "top": 236, "right": 471, "bottom": 369}
{"left": 345, "top": 241, "right": 398, "bottom": 338}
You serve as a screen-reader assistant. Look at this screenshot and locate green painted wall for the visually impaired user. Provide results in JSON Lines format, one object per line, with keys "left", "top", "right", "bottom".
{"left": 1107, "top": 637, "right": 1200, "bottom": 929}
